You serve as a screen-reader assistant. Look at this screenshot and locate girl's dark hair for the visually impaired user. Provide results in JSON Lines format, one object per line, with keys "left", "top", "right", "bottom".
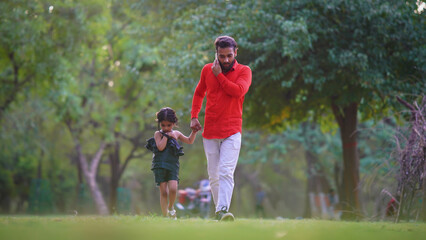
{"left": 156, "top": 107, "right": 178, "bottom": 129}
{"left": 214, "top": 36, "right": 238, "bottom": 51}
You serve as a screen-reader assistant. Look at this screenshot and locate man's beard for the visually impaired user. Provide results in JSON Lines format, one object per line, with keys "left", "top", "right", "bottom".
{"left": 219, "top": 59, "right": 235, "bottom": 72}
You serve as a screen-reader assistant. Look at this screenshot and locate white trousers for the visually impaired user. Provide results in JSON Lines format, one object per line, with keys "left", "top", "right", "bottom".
{"left": 203, "top": 132, "right": 241, "bottom": 213}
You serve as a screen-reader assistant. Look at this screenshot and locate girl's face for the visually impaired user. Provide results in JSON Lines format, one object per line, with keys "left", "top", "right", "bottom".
{"left": 160, "top": 120, "right": 175, "bottom": 133}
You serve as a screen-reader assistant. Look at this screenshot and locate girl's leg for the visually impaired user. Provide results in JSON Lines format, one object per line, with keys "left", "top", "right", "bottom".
{"left": 167, "top": 180, "right": 178, "bottom": 211}
{"left": 159, "top": 182, "right": 169, "bottom": 217}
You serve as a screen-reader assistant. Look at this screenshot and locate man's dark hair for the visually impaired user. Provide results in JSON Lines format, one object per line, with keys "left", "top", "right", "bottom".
{"left": 214, "top": 36, "right": 237, "bottom": 51}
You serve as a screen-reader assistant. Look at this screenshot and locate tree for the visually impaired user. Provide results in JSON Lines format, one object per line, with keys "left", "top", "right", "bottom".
{"left": 394, "top": 96, "right": 425, "bottom": 222}
{"left": 0, "top": 0, "right": 89, "bottom": 122}
{"left": 237, "top": 0, "right": 424, "bottom": 219}
{"left": 47, "top": 0, "right": 178, "bottom": 214}
{"left": 95, "top": 0, "right": 205, "bottom": 213}
{"left": 0, "top": 97, "right": 59, "bottom": 213}
{"left": 165, "top": 0, "right": 424, "bottom": 219}
{"left": 1, "top": 0, "right": 213, "bottom": 215}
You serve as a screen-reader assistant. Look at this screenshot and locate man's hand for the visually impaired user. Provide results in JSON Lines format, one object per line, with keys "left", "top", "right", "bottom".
{"left": 211, "top": 54, "right": 222, "bottom": 76}
{"left": 190, "top": 118, "right": 202, "bottom": 132}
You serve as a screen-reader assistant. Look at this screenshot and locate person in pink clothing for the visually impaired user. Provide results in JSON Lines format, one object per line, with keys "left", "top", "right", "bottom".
{"left": 190, "top": 36, "right": 252, "bottom": 221}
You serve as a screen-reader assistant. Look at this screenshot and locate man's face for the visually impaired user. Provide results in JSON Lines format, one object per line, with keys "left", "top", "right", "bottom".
{"left": 217, "top": 47, "right": 237, "bottom": 72}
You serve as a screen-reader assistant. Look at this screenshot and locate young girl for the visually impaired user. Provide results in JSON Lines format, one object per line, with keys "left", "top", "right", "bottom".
{"left": 145, "top": 107, "right": 198, "bottom": 219}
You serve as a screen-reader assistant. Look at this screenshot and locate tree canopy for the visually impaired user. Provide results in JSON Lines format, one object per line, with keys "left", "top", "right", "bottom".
{"left": 0, "top": 0, "right": 424, "bottom": 219}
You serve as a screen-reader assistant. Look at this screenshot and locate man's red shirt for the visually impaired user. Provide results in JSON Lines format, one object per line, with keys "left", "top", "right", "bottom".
{"left": 191, "top": 60, "right": 252, "bottom": 139}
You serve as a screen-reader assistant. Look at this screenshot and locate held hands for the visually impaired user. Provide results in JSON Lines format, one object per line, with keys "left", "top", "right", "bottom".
{"left": 190, "top": 118, "right": 202, "bottom": 132}
{"left": 211, "top": 53, "right": 222, "bottom": 77}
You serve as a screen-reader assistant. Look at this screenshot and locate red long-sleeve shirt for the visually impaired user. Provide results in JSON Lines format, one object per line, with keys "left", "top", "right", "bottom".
{"left": 191, "top": 60, "right": 252, "bottom": 139}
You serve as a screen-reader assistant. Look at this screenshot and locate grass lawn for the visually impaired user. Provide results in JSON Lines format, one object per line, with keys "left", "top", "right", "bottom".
{"left": 0, "top": 216, "right": 425, "bottom": 240}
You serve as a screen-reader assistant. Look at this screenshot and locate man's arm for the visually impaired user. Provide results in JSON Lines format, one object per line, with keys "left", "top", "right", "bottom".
{"left": 191, "top": 66, "right": 207, "bottom": 119}
{"left": 216, "top": 67, "right": 252, "bottom": 98}
{"left": 190, "top": 66, "right": 207, "bottom": 131}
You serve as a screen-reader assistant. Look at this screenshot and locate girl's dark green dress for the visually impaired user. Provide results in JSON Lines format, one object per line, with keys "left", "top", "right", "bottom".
{"left": 145, "top": 133, "right": 184, "bottom": 172}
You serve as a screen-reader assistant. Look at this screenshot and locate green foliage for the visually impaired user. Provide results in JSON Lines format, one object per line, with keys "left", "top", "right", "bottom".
{"left": 0, "top": 168, "right": 14, "bottom": 201}
{"left": 0, "top": 101, "right": 43, "bottom": 212}
{"left": 162, "top": 1, "right": 423, "bottom": 218}
{"left": 165, "top": 0, "right": 424, "bottom": 128}
{"left": 235, "top": 0, "right": 424, "bottom": 127}
{"left": 162, "top": 0, "right": 238, "bottom": 113}
{"left": 28, "top": 179, "right": 54, "bottom": 214}
{"left": 0, "top": 95, "right": 78, "bottom": 213}
{"left": 1, "top": 0, "right": 423, "bottom": 217}
{"left": 358, "top": 119, "right": 398, "bottom": 175}
{"left": 0, "top": 0, "right": 172, "bottom": 213}
{"left": 0, "top": 0, "right": 95, "bottom": 118}
{"left": 240, "top": 123, "right": 341, "bottom": 168}
{"left": 44, "top": 0, "right": 165, "bottom": 144}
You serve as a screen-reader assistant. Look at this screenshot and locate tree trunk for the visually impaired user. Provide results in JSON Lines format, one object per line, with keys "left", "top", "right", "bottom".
{"left": 304, "top": 150, "right": 315, "bottom": 218}
{"left": 37, "top": 155, "right": 42, "bottom": 179}
{"left": 109, "top": 141, "right": 120, "bottom": 214}
{"left": 85, "top": 173, "right": 109, "bottom": 215}
{"left": 71, "top": 153, "right": 84, "bottom": 212}
{"left": 332, "top": 102, "right": 361, "bottom": 220}
{"left": 303, "top": 177, "right": 312, "bottom": 218}
{"left": 75, "top": 142, "right": 109, "bottom": 215}
{"left": 106, "top": 132, "right": 144, "bottom": 215}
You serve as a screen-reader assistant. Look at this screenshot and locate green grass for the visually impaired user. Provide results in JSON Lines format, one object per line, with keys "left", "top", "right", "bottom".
{"left": 0, "top": 216, "right": 425, "bottom": 240}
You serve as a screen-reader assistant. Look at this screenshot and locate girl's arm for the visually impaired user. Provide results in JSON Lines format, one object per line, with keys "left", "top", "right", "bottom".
{"left": 176, "top": 130, "right": 197, "bottom": 144}
{"left": 154, "top": 131, "right": 168, "bottom": 151}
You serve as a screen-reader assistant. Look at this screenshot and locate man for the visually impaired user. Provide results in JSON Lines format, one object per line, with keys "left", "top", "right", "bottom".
{"left": 190, "top": 36, "right": 252, "bottom": 221}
